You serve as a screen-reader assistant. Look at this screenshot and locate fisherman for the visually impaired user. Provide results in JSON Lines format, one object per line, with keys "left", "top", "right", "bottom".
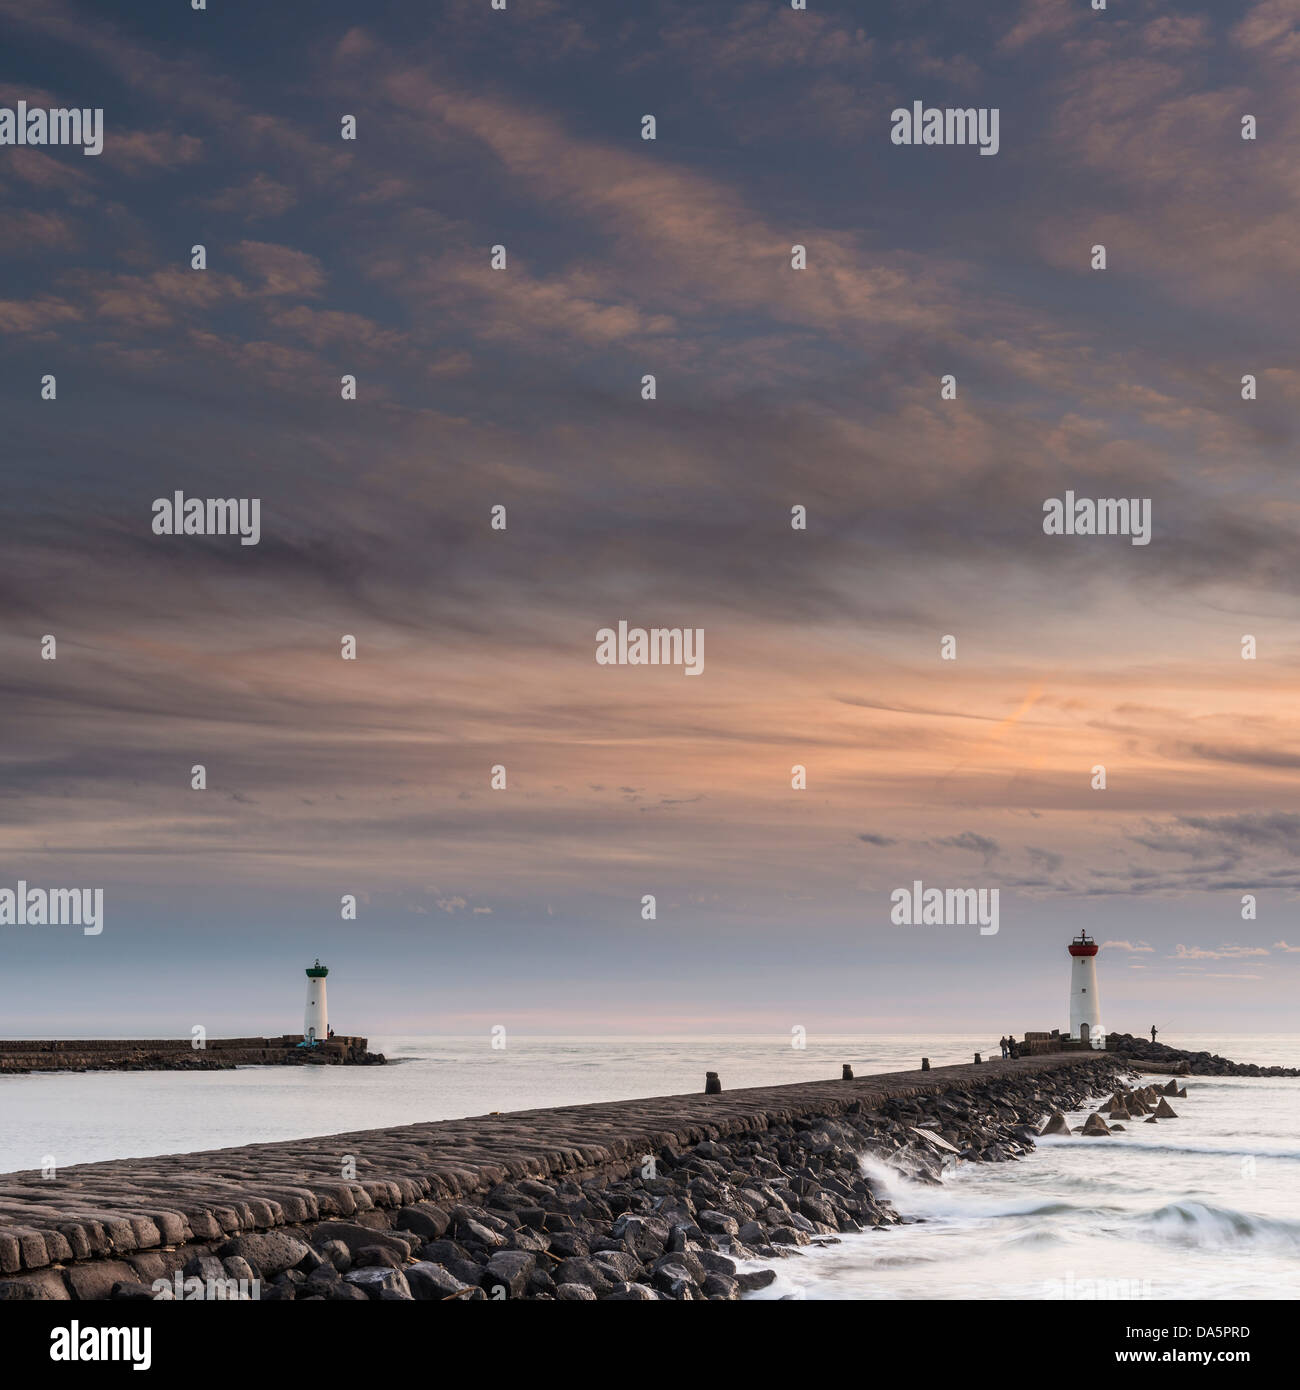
{"left": 1008, "top": 1035, "right": 1020, "bottom": 1059}
{"left": 999, "top": 1035, "right": 1008, "bottom": 1059}
{"left": 1150, "top": 1024, "right": 1158, "bottom": 1043}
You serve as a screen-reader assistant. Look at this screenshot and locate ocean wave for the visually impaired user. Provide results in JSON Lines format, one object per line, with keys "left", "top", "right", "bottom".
{"left": 861, "top": 1153, "right": 1121, "bottom": 1222}
{"left": 1137, "top": 1201, "right": 1300, "bottom": 1253}
{"left": 1106, "top": 1138, "right": 1300, "bottom": 1161}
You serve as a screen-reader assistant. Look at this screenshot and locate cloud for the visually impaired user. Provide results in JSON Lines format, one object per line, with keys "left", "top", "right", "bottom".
{"left": 932, "top": 832, "right": 1000, "bottom": 864}
{"left": 203, "top": 174, "right": 298, "bottom": 221}
{"left": 232, "top": 241, "right": 327, "bottom": 298}
{"left": 102, "top": 128, "right": 203, "bottom": 174}
{"left": 1171, "top": 944, "right": 1270, "bottom": 961}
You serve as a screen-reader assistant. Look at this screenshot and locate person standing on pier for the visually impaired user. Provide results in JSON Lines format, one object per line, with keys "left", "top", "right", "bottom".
{"left": 1151, "top": 1024, "right": 1158, "bottom": 1043}
{"left": 999, "top": 1036, "right": 1008, "bottom": 1059}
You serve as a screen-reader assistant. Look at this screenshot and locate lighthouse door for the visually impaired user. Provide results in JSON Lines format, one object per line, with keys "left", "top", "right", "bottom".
{"left": 1080, "top": 1023, "right": 1091, "bottom": 1045}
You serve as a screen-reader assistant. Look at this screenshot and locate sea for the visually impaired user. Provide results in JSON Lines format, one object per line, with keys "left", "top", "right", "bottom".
{"left": 2, "top": 1032, "right": 1296, "bottom": 1301}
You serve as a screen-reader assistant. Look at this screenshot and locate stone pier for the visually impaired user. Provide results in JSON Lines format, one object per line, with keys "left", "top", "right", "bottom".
{"left": 0, "top": 1036, "right": 380, "bottom": 1073}
{"left": 0, "top": 1051, "right": 1113, "bottom": 1298}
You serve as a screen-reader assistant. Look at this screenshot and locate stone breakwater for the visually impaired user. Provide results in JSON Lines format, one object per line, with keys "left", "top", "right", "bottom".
{"left": 1108, "top": 1032, "right": 1300, "bottom": 1078}
{"left": 0, "top": 1052, "right": 1124, "bottom": 1301}
{"left": 0, "top": 1036, "right": 384, "bottom": 1073}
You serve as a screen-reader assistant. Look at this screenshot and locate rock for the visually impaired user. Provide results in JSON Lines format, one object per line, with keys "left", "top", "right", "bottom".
{"left": 911, "top": 1127, "right": 962, "bottom": 1154}
{"left": 610, "top": 1212, "right": 669, "bottom": 1257}
{"left": 651, "top": 1261, "right": 698, "bottom": 1298}
{"left": 0, "top": 1271, "right": 68, "bottom": 1300}
{"left": 698, "top": 1210, "right": 740, "bottom": 1237}
{"left": 353, "top": 1244, "right": 403, "bottom": 1269}
{"left": 418, "top": 1239, "right": 471, "bottom": 1265}
{"left": 343, "top": 1267, "right": 413, "bottom": 1300}
{"left": 1040, "top": 1111, "right": 1071, "bottom": 1136}
{"left": 555, "top": 1282, "right": 597, "bottom": 1301}
{"left": 406, "top": 1261, "right": 472, "bottom": 1300}
{"left": 181, "top": 1253, "right": 227, "bottom": 1285}
{"left": 1080, "top": 1113, "right": 1111, "bottom": 1137}
{"left": 66, "top": 1261, "right": 142, "bottom": 1301}
{"left": 456, "top": 1218, "right": 507, "bottom": 1250}
{"left": 605, "top": 1282, "right": 660, "bottom": 1300}
{"left": 1154, "top": 1098, "right": 1178, "bottom": 1118}
{"left": 552, "top": 1256, "right": 614, "bottom": 1295}
{"left": 1145, "top": 1117, "right": 1159, "bottom": 1124}
{"left": 702, "top": 1272, "right": 740, "bottom": 1299}
{"left": 443, "top": 1257, "right": 488, "bottom": 1287}
{"left": 309, "top": 1222, "right": 407, "bottom": 1262}
{"left": 593, "top": 1250, "right": 643, "bottom": 1284}
{"left": 1110, "top": 1124, "right": 1125, "bottom": 1132}
{"left": 328, "top": 1281, "right": 370, "bottom": 1301}
{"left": 736, "top": 1268, "right": 777, "bottom": 1292}
{"left": 219, "top": 1231, "right": 312, "bottom": 1278}
{"left": 481, "top": 1250, "right": 535, "bottom": 1298}
{"left": 395, "top": 1204, "right": 450, "bottom": 1241}
{"left": 222, "top": 1255, "right": 257, "bottom": 1285}
{"left": 1163, "top": 1080, "right": 1179, "bottom": 1096}
{"left": 705, "top": 1072, "right": 722, "bottom": 1094}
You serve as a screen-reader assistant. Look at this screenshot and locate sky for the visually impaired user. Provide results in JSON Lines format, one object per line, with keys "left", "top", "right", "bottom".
{"left": 2, "top": 0, "right": 1299, "bottom": 1038}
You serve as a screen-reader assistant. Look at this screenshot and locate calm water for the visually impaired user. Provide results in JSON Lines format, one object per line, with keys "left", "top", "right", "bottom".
{"left": 3, "top": 1033, "right": 1296, "bottom": 1300}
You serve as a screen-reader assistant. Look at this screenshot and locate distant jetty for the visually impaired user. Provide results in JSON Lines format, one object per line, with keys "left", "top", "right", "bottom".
{"left": 1107, "top": 1032, "right": 1299, "bottom": 1077}
{"left": 0, "top": 1036, "right": 385, "bottom": 1074}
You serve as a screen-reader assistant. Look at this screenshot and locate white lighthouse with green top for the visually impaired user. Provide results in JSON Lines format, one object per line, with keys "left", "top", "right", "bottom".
{"left": 304, "top": 959, "right": 328, "bottom": 1045}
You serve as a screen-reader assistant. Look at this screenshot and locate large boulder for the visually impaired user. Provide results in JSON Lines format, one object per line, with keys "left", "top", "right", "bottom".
{"left": 310, "top": 1222, "right": 407, "bottom": 1262}
{"left": 481, "top": 1251, "right": 535, "bottom": 1299}
{"left": 1080, "top": 1112, "right": 1111, "bottom": 1137}
{"left": 343, "top": 1267, "right": 413, "bottom": 1300}
{"left": 697, "top": 1210, "right": 740, "bottom": 1237}
{"left": 555, "top": 1282, "right": 597, "bottom": 1301}
{"left": 352, "top": 1244, "right": 403, "bottom": 1269}
{"left": 551, "top": 1256, "right": 615, "bottom": 1295}
{"left": 1154, "top": 1098, "right": 1178, "bottom": 1118}
{"left": 395, "top": 1205, "right": 450, "bottom": 1242}
{"left": 406, "top": 1261, "right": 474, "bottom": 1300}
{"left": 1040, "top": 1111, "right": 1071, "bottom": 1136}
{"left": 66, "top": 1261, "right": 142, "bottom": 1301}
{"left": 218, "top": 1231, "right": 312, "bottom": 1278}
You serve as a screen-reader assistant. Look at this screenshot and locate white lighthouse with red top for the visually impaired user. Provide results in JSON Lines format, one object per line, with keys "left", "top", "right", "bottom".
{"left": 1068, "top": 931, "right": 1105, "bottom": 1049}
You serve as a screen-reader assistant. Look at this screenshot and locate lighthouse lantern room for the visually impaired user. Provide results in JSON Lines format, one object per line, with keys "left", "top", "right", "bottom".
{"left": 1068, "top": 931, "right": 1105, "bottom": 1049}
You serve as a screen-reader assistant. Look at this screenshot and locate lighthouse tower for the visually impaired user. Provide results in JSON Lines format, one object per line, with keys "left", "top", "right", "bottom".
{"left": 304, "top": 959, "right": 328, "bottom": 1045}
{"left": 1068, "top": 931, "right": 1104, "bottom": 1049}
